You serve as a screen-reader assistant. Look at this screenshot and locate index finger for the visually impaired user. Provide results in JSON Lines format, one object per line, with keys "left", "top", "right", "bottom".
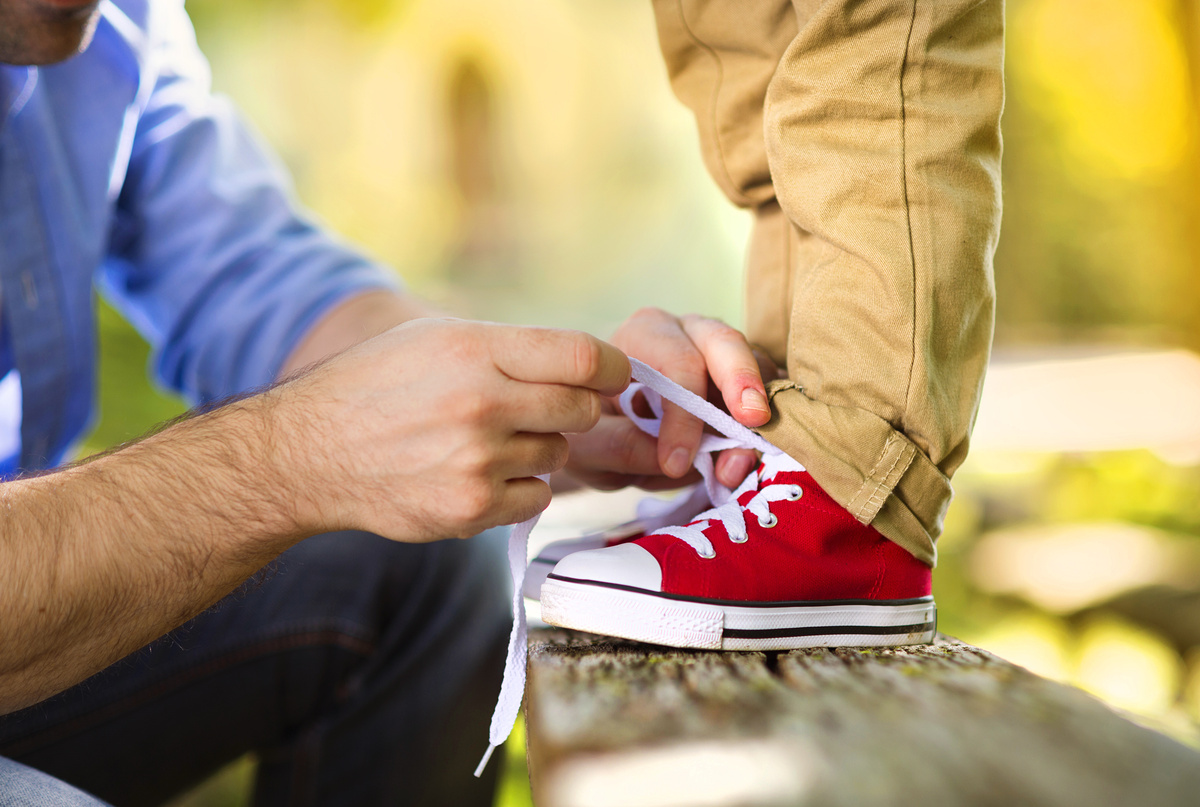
{"left": 680, "top": 315, "right": 771, "bottom": 427}
{"left": 613, "top": 316, "right": 709, "bottom": 479}
{"left": 490, "top": 326, "right": 630, "bottom": 397}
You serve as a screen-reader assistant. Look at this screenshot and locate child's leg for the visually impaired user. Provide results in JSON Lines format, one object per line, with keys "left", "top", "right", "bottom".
{"left": 536, "top": 1, "right": 1002, "bottom": 648}
{"left": 651, "top": 0, "right": 1004, "bottom": 566}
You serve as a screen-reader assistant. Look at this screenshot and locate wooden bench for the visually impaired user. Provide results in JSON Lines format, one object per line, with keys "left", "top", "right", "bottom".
{"left": 524, "top": 630, "right": 1200, "bottom": 807}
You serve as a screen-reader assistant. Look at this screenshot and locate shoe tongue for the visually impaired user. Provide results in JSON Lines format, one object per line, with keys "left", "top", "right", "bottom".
{"left": 760, "top": 450, "right": 805, "bottom": 480}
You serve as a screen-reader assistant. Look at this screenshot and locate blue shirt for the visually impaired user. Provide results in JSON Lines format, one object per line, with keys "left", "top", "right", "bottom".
{"left": 0, "top": 0, "right": 396, "bottom": 473}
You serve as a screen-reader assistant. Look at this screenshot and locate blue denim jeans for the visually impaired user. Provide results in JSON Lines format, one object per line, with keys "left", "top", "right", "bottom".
{"left": 0, "top": 529, "right": 510, "bottom": 807}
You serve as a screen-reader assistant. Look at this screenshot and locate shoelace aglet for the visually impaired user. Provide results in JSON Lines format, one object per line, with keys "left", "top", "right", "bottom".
{"left": 474, "top": 744, "right": 496, "bottom": 778}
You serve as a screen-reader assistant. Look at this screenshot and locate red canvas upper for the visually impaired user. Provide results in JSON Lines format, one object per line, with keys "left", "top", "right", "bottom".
{"left": 632, "top": 469, "right": 931, "bottom": 603}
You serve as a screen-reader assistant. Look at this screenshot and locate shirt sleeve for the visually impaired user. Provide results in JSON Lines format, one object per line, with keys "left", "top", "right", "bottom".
{"left": 99, "top": 0, "right": 400, "bottom": 404}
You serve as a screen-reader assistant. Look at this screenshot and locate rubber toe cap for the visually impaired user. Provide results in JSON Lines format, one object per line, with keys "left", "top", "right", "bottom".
{"left": 550, "top": 542, "right": 663, "bottom": 592}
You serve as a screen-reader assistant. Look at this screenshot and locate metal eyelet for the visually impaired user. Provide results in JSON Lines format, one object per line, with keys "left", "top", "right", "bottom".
{"left": 729, "top": 534, "right": 748, "bottom": 544}
{"left": 698, "top": 547, "right": 716, "bottom": 559}
{"left": 787, "top": 486, "right": 803, "bottom": 501}
{"left": 758, "top": 513, "right": 778, "bottom": 529}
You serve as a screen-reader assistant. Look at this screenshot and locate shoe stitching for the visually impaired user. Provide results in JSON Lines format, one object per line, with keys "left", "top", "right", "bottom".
{"left": 868, "top": 540, "right": 886, "bottom": 601}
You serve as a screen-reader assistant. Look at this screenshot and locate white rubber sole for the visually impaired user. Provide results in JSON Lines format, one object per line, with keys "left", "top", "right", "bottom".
{"left": 540, "top": 575, "right": 936, "bottom": 651}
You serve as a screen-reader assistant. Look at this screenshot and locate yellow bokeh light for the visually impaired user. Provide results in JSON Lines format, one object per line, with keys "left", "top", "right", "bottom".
{"left": 1012, "top": 0, "right": 1192, "bottom": 182}
{"left": 1075, "top": 617, "right": 1182, "bottom": 718}
{"left": 966, "top": 611, "right": 1073, "bottom": 681}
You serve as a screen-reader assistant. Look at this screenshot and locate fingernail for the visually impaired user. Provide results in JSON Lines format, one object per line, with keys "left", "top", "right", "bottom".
{"left": 665, "top": 447, "right": 690, "bottom": 477}
{"left": 741, "top": 388, "right": 769, "bottom": 416}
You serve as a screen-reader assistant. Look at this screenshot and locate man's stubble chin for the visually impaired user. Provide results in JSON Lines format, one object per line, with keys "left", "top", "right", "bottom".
{"left": 0, "top": 0, "right": 101, "bottom": 67}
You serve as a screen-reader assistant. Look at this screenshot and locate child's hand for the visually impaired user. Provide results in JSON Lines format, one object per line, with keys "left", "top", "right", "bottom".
{"left": 563, "top": 307, "right": 778, "bottom": 491}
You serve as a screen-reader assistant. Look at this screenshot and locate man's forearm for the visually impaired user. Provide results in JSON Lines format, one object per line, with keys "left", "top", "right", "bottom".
{"left": 0, "top": 393, "right": 302, "bottom": 714}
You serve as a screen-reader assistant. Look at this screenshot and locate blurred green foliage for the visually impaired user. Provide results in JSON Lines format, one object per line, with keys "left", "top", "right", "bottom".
{"left": 997, "top": 0, "right": 1200, "bottom": 347}
{"left": 83, "top": 300, "right": 185, "bottom": 457}
{"left": 1039, "top": 452, "right": 1200, "bottom": 532}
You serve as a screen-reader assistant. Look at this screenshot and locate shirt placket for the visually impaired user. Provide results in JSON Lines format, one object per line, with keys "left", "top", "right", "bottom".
{"left": 0, "top": 69, "right": 75, "bottom": 471}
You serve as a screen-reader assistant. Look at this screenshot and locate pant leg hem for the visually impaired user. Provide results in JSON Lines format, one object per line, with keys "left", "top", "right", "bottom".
{"left": 760, "top": 380, "right": 947, "bottom": 567}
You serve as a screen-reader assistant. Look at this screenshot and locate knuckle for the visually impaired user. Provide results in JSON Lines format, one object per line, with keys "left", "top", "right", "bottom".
{"left": 456, "top": 442, "right": 495, "bottom": 478}
{"left": 459, "top": 479, "right": 498, "bottom": 522}
{"left": 631, "top": 306, "right": 667, "bottom": 323}
{"left": 435, "top": 322, "right": 477, "bottom": 359}
{"left": 453, "top": 390, "right": 494, "bottom": 425}
{"left": 610, "top": 421, "right": 646, "bottom": 468}
{"left": 667, "top": 353, "right": 707, "bottom": 389}
{"left": 733, "top": 369, "right": 766, "bottom": 389}
{"left": 582, "top": 390, "right": 603, "bottom": 430}
{"left": 571, "top": 334, "right": 604, "bottom": 384}
{"left": 612, "top": 307, "right": 668, "bottom": 350}
{"left": 683, "top": 312, "right": 726, "bottom": 329}
{"left": 710, "top": 323, "right": 747, "bottom": 347}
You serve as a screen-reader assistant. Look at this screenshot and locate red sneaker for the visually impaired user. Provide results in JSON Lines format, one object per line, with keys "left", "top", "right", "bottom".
{"left": 540, "top": 452, "right": 935, "bottom": 650}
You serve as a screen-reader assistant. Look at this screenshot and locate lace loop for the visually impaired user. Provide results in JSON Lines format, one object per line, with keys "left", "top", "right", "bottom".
{"left": 641, "top": 425, "right": 806, "bottom": 558}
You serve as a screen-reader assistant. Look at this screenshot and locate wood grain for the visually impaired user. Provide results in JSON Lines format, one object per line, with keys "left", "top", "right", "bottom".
{"left": 526, "top": 630, "right": 1200, "bottom": 807}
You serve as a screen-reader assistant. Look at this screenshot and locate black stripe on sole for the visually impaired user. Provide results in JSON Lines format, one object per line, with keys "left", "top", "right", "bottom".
{"left": 546, "top": 573, "right": 934, "bottom": 609}
{"left": 723, "top": 621, "right": 936, "bottom": 639}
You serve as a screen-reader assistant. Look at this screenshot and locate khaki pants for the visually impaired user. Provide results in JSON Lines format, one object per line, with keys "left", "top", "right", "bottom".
{"left": 651, "top": 0, "right": 1005, "bottom": 566}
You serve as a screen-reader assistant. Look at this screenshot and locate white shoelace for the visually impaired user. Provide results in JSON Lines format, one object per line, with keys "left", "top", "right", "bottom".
{"left": 474, "top": 358, "right": 790, "bottom": 775}
{"left": 650, "top": 450, "right": 804, "bottom": 559}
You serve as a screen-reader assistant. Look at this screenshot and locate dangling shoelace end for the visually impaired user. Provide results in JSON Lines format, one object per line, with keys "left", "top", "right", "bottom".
{"left": 473, "top": 744, "right": 497, "bottom": 779}
{"left": 474, "top": 475, "right": 545, "bottom": 777}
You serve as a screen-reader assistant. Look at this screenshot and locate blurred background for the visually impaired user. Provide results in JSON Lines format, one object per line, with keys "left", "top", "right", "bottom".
{"left": 82, "top": 0, "right": 1200, "bottom": 804}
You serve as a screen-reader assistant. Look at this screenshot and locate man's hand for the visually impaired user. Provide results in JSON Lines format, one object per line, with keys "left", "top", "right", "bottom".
{"left": 0, "top": 317, "right": 627, "bottom": 713}
{"left": 563, "top": 308, "right": 780, "bottom": 492}
{"left": 277, "top": 318, "right": 630, "bottom": 541}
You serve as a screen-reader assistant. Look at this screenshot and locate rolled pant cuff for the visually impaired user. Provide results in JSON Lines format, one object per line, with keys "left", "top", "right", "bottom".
{"left": 759, "top": 381, "right": 949, "bottom": 568}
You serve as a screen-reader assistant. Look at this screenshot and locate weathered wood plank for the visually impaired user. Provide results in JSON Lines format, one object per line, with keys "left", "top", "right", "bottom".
{"left": 526, "top": 630, "right": 1200, "bottom": 807}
